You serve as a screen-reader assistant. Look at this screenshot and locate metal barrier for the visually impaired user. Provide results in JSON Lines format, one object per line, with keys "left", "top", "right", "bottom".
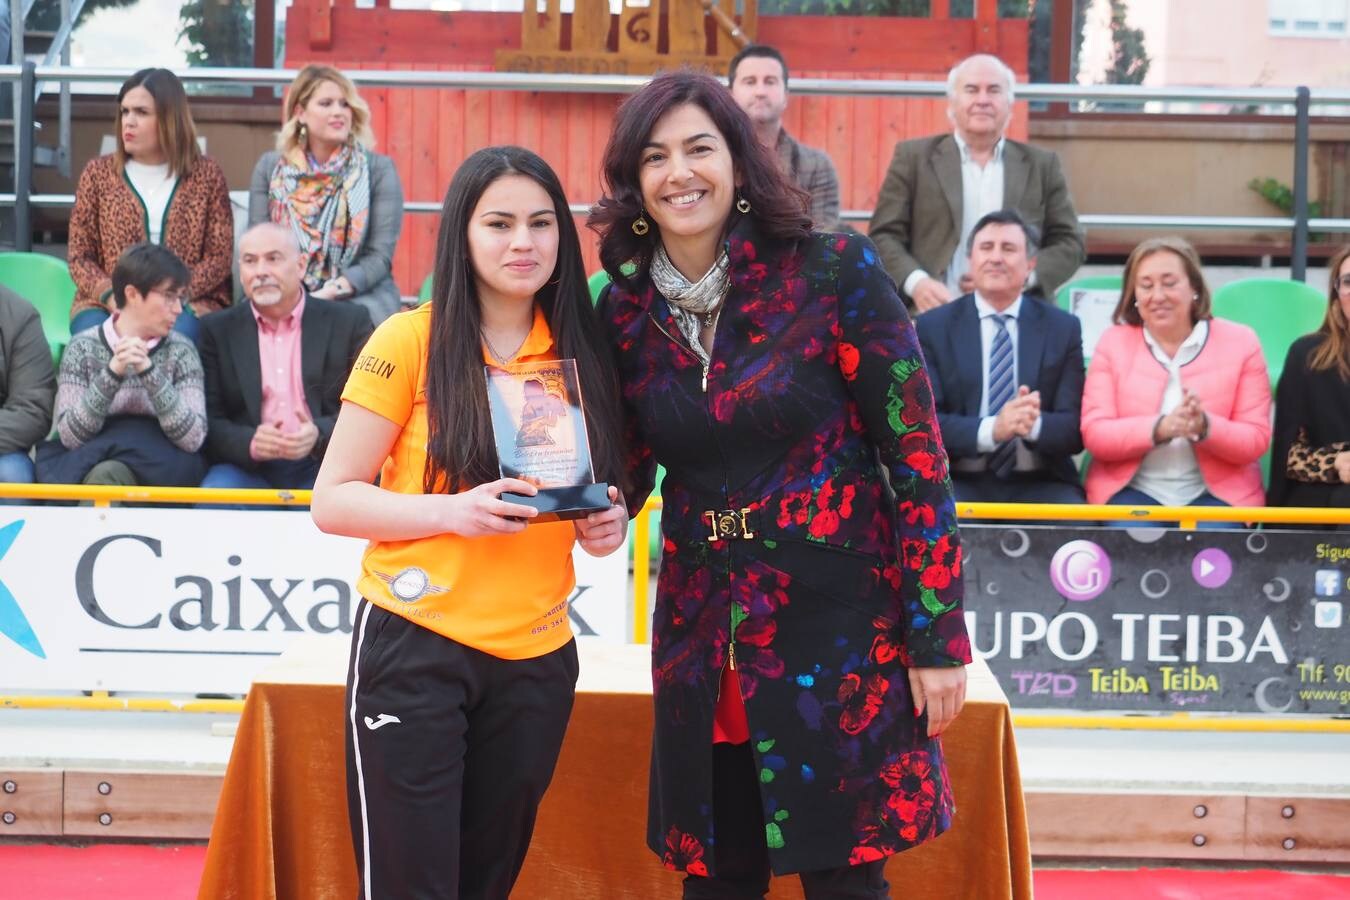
{"left": 2, "top": 64, "right": 1348, "bottom": 276}
{"left": 2, "top": 482, "right": 1349, "bottom": 733}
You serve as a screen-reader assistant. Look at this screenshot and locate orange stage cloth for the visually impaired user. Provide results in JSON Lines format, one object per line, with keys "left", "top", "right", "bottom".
{"left": 198, "top": 639, "right": 1032, "bottom": 899}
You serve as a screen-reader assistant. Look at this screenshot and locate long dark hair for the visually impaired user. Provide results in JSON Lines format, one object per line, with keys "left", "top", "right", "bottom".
{"left": 115, "top": 68, "right": 202, "bottom": 178}
{"left": 1310, "top": 244, "right": 1350, "bottom": 380}
{"left": 424, "top": 146, "right": 624, "bottom": 496}
{"left": 589, "top": 70, "right": 812, "bottom": 287}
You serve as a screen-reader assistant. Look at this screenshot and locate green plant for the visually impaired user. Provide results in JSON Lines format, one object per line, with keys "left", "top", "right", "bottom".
{"left": 1248, "top": 177, "right": 1323, "bottom": 218}
{"left": 180, "top": 0, "right": 254, "bottom": 68}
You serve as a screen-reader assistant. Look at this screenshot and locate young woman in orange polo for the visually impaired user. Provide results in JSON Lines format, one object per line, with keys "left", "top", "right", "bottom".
{"left": 311, "top": 146, "right": 628, "bottom": 900}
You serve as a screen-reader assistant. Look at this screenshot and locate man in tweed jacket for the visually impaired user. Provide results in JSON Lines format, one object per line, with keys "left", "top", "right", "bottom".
{"left": 728, "top": 44, "right": 842, "bottom": 232}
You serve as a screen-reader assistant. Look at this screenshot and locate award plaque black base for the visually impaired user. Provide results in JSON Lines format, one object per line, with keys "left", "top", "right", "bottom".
{"left": 504, "top": 482, "right": 612, "bottom": 523}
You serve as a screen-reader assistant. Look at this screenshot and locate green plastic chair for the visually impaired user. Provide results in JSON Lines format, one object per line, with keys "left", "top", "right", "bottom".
{"left": 1211, "top": 277, "right": 1326, "bottom": 388}
{"left": 418, "top": 273, "right": 434, "bottom": 306}
{"left": 589, "top": 263, "right": 639, "bottom": 306}
{"left": 0, "top": 251, "right": 76, "bottom": 366}
{"left": 587, "top": 269, "right": 613, "bottom": 305}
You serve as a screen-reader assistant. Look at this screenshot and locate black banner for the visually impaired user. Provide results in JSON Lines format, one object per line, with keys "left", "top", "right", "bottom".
{"left": 961, "top": 525, "right": 1350, "bottom": 714}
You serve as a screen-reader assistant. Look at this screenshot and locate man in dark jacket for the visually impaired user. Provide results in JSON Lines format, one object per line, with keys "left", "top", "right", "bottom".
{"left": 0, "top": 287, "right": 56, "bottom": 490}
{"left": 199, "top": 223, "right": 373, "bottom": 491}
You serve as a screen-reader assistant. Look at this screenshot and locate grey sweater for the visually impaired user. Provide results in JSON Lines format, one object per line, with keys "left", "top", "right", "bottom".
{"left": 54, "top": 327, "right": 207, "bottom": 452}
{"left": 249, "top": 149, "right": 405, "bottom": 324}
{"left": 0, "top": 287, "right": 56, "bottom": 456}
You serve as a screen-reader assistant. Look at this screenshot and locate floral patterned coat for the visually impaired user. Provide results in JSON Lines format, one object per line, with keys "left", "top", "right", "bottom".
{"left": 599, "top": 223, "right": 972, "bottom": 877}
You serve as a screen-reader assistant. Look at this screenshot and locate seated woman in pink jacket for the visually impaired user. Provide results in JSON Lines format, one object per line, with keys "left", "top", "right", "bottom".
{"left": 1082, "top": 237, "right": 1271, "bottom": 526}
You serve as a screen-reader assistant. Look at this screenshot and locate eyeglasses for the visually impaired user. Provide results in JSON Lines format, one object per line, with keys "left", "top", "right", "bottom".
{"left": 150, "top": 288, "right": 190, "bottom": 305}
{"left": 1336, "top": 276, "right": 1350, "bottom": 292}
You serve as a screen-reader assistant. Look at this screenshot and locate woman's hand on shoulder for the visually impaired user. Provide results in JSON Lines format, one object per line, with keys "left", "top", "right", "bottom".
{"left": 908, "top": 664, "right": 967, "bottom": 738}
{"left": 574, "top": 485, "right": 628, "bottom": 557}
{"left": 442, "top": 478, "right": 539, "bottom": 538}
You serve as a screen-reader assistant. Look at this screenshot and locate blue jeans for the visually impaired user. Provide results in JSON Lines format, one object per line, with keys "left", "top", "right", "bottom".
{"left": 199, "top": 459, "right": 320, "bottom": 509}
{"left": 0, "top": 451, "right": 34, "bottom": 505}
{"left": 70, "top": 306, "right": 200, "bottom": 344}
{"left": 1106, "top": 486, "right": 1239, "bottom": 530}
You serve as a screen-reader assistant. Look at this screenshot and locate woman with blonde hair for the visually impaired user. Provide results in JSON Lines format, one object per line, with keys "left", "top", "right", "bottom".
{"left": 68, "top": 67, "right": 233, "bottom": 341}
{"left": 1083, "top": 236, "right": 1271, "bottom": 523}
{"left": 1268, "top": 245, "right": 1350, "bottom": 509}
{"left": 249, "top": 64, "right": 404, "bottom": 324}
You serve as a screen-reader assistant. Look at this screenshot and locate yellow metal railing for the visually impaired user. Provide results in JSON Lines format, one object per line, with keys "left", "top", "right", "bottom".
{"left": 2, "top": 486, "right": 1349, "bottom": 731}
{"left": 0, "top": 482, "right": 311, "bottom": 507}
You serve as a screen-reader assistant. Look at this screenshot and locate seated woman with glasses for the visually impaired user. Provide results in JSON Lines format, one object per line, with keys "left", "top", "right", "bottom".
{"left": 37, "top": 243, "right": 206, "bottom": 488}
{"left": 68, "top": 68, "right": 234, "bottom": 344}
{"left": 1082, "top": 237, "right": 1271, "bottom": 526}
{"left": 1268, "top": 245, "right": 1350, "bottom": 511}
{"left": 249, "top": 64, "right": 404, "bottom": 325}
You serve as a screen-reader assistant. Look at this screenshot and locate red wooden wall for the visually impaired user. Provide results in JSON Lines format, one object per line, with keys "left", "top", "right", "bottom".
{"left": 286, "top": 4, "right": 1029, "bottom": 295}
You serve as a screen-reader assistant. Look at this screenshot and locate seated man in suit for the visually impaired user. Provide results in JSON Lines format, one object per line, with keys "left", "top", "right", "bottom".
{"left": 870, "top": 53, "right": 1085, "bottom": 313}
{"left": 36, "top": 243, "right": 206, "bottom": 487}
{"left": 199, "top": 223, "right": 373, "bottom": 492}
{"left": 915, "top": 209, "right": 1086, "bottom": 504}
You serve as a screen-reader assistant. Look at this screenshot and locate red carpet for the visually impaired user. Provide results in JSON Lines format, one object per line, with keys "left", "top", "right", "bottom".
{"left": 1034, "top": 867, "right": 1350, "bottom": 899}
{"left": 0, "top": 843, "right": 207, "bottom": 899}
{"left": 2, "top": 843, "right": 1348, "bottom": 898}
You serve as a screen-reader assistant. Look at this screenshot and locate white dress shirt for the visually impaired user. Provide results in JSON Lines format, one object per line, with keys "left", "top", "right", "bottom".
{"left": 973, "top": 293, "right": 1043, "bottom": 467}
{"left": 1128, "top": 320, "right": 1211, "bottom": 506}
{"left": 903, "top": 134, "right": 1005, "bottom": 298}
{"left": 124, "top": 159, "right": 178, "bottom": 244}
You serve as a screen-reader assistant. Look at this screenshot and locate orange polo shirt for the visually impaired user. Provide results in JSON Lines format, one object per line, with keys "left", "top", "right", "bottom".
{"left": 340, "top": 304, "right": 577, "bottom": 660}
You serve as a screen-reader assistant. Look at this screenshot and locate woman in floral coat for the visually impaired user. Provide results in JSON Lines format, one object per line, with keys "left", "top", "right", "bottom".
{"left": 591, "top": 72, "right": 971, "bottom": 898}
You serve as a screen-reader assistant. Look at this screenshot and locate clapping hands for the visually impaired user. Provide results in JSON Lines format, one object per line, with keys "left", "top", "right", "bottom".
{"left": 992, "top": 386, "right": 1041, "bottom": 443}
{"left": 1154, "top": 389, "right": 1208, "bottom": 443}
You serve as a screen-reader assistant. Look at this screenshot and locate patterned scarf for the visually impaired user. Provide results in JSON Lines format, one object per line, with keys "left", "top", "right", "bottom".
{"left": 268, "top": 142, "right": 370, "bottom": 291}
{"left": 650, "top": 243, "right": 730, "bottom": 365}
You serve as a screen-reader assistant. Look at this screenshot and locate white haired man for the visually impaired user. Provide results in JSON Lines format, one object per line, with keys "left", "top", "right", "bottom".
{"left": 869, "top": 53, "right": 1085, "bottom": 313}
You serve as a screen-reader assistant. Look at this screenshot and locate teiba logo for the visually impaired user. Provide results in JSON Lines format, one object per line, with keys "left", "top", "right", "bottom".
{"left": 0, "top": 520, "right": 45, "bottom": 659}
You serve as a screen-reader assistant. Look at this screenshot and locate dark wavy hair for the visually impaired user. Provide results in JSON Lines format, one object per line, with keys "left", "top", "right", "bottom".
{"left": 423, "top": 146, "right": 624, "bottom": 496}
{"left": 589, "top": 70, "right": 812, "bottom": 287}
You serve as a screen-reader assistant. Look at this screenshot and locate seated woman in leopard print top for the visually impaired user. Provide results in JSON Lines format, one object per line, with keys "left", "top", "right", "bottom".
{"left": 1269, "top": 245, "right": 1350, "bottom": 510}
{"left": 67, "top": 68, "right": 233, "bottom": 344}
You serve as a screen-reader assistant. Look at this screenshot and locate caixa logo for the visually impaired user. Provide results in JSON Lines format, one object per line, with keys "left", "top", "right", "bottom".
{"left": 75, "top": 534, "right": 355, "bottom": 634}
{"left": 0, "top": 521, "right": 45, "bottom": 659}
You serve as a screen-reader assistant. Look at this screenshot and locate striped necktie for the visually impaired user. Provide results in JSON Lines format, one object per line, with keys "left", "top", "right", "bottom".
{"left": 987, "top": 313, "right": 1017, "bottom": 478}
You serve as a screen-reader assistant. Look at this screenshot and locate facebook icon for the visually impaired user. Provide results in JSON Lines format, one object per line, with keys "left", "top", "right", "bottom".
{"left": 1315, "top": 569, "right": 1343, "bottom": 598}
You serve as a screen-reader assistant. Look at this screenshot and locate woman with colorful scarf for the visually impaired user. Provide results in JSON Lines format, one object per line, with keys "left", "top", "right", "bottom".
{"left": 249, "top": 64, "right": 404, "bottom": 325}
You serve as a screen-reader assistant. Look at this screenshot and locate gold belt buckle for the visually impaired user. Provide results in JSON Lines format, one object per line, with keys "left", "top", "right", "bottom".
{"left": 703, "top": 508, "right": 755, "bottom": 542}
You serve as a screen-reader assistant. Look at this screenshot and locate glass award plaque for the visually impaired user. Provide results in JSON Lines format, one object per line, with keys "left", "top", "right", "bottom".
{"left": 485, "top": 358, "right": 611, "bottom": 523}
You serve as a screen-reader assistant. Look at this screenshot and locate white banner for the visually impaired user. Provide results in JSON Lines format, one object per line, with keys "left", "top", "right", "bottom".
{"left": 0, "top": 507, "right": 631, "bottom": 694}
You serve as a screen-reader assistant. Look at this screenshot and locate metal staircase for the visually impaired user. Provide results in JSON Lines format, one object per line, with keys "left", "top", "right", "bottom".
{"left": 5, "top": 0, "right": 81, "bottom": 179}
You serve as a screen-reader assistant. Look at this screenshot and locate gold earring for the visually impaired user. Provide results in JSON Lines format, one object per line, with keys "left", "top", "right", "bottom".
{"left": 736, "top": 196, "right": 751, "bottom": 214}
{"left": 298, "top": 122, "right": 308, "bottom": 143}
{"left": 631, "top": 212, "right": 650, "bottom": 236}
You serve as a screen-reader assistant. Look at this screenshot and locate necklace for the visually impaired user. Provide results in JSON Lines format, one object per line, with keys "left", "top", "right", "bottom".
{"left": 481, "top": 328, "right": 529, "bottom": 366}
